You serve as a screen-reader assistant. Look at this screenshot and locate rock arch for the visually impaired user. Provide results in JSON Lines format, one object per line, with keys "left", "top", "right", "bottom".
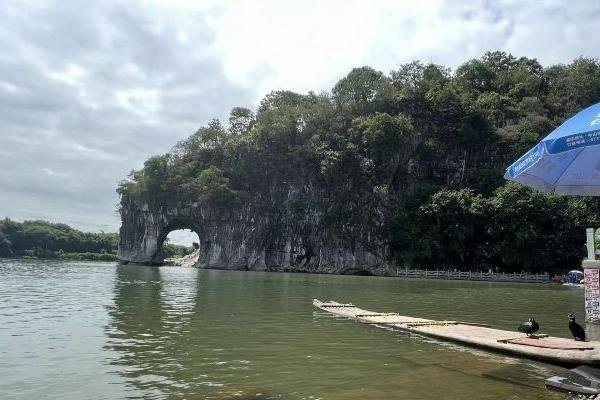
{"left": 117, "top": 204, "right": 203, "bottom": 265}
{"left": 157, "top": 222, "right": 201, "bottom": 264}
{"left": 117, "top": 200, "right": 391, "bottom": 274}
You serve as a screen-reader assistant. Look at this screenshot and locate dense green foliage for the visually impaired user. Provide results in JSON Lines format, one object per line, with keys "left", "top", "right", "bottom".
{"left": 412, "top": 184, "right": 600, "bottom": 272}
{"left": 118, "top": 52, "right": 600, "bottom": 273}
{"left": 162, "top": 240, "right": 196, "bottom": 258}
{"left": 0, "top": 218, "right": 118, "bottom": 260}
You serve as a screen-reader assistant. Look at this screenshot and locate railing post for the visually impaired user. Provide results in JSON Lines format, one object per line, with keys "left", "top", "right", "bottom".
{"left": 587, "top": 228, "right": 596, "bottom": 260}
{"left": 584, "top": 228, "right": 600, "bottom": 323}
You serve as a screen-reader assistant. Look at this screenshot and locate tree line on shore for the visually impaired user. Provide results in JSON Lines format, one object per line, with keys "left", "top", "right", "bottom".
{"left": 0, "top": 218, "right": 119, "bottom": 260}
{"left": 117, "top": 51, "right": 600, "bottom": 274}
{"left": 0, "top": 218, "right": 193, "bottom": 261}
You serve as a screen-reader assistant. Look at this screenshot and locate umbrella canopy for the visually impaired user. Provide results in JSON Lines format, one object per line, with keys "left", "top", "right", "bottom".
{"left": 505, "top": 102, "right": 600, "bottom": 195}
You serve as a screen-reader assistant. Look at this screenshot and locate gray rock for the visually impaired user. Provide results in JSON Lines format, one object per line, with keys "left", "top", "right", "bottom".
{"left": 117, "top": 200, "right": 391, "bottom": 275}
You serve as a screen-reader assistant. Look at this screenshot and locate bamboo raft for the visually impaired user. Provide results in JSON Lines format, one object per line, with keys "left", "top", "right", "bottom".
{"left": 313, "top": 299, "right": 600, "bottom": 367}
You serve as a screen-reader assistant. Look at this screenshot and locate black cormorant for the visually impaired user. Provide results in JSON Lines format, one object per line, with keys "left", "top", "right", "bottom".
{"left": 518, "top": 317, "right": 539, "bottom": 336}
{"left": 568, "top": 313, "right": 586, "bottom": 341}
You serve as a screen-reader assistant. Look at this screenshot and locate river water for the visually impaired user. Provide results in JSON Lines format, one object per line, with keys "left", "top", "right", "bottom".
{"left": 0, "top": 259, "right": 585, "bottom": 399}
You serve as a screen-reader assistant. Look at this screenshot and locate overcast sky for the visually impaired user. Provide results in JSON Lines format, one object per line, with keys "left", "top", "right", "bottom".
{"left": 1, "top": 0, "right": 599, "bottom": 241}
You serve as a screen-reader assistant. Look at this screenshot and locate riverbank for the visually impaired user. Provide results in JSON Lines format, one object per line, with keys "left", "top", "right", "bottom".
{"left": 163, "top": 249, "right": 200, "bottom": 267}
{"left": 2, "top": 252, "right": 118, "bottom": 262}
{"left": 0, "top": 218, "right": 118, "bottom": 259}
{"left": 122, "top": 260, "right": 555, "bottom": 282}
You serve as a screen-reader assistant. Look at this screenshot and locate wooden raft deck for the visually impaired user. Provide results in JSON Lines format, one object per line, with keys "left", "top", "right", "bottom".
{"left": 313, "top": 299, "right": 600, "bottom": 367}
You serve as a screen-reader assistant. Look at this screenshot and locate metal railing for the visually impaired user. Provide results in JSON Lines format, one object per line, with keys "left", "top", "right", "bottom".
{"left": 394, "top": 268, "right": 550, "bottom": 283}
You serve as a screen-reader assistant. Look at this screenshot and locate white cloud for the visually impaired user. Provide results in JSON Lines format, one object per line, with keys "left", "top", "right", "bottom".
{"left": 166, "top": 229, "right": 199, "bottom": 246}
{"left": 114, "top": 88, "right": 161, "bottom": 117}
{"left": 0, "top": 81, "right": 21, "bottom": 94}
{"left": 0, "top": 0, "right": 598, "bottom": 232}
{"left": 201, "top": 0, "right": 600, "bottom": 100}
{"left": 206, "top": 0, "right": 388, "bottom": 96}
{"left": 41, "top": 167, "right": 69, "bottom": 179}
{"left": 48, "top": 63, "right": 86, "bottom": 85}
{"left": 0, "top": 0, "right": 256, "bottom": 231}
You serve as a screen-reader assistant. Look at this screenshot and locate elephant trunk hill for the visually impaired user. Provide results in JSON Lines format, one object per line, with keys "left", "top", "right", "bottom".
{"left": 117, "top": 51, "right": 600, "bottom": 275}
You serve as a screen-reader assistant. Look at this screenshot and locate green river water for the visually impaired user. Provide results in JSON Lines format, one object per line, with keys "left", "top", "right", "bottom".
{"left": 0, "top": 259, "right": 587, "bottom": 399}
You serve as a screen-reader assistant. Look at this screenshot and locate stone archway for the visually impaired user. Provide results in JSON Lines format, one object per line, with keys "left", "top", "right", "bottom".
{"left": 117, "top": 204, "right": 205, "bottom": 265}
{"left": 117, "top": 201, "right": 390, "bottom": 273}
{"left": 156, "top": 223, "right": 202, "bottom": 266}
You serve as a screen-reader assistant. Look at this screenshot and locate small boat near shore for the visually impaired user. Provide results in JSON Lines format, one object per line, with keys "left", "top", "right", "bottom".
{"left": 313, "top": 299, "right": 600, "bottom": 367}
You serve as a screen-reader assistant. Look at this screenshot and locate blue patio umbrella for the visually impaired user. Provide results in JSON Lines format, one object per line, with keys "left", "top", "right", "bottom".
{"left": 505, "top": 102, "right": 600, "bottom": 195}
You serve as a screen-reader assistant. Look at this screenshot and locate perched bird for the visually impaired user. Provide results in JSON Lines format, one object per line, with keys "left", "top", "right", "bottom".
{"left": 568, "top": 313, "right": 586, "bottom": 341}
{"left": 518, "top": 317, "right": 539, "bottom": 336}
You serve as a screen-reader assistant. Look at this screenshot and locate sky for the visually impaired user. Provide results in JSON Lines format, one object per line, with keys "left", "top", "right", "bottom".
{"left": 1, "top": 0, "right": 599, "bottom": 244}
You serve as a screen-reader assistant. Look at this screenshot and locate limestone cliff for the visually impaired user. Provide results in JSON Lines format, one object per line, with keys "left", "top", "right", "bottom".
{"left": 116, "top": 54, "right": 600, "bottom": 274}
{"left": 117, "top": 196, "right": 391, "bottom": 275}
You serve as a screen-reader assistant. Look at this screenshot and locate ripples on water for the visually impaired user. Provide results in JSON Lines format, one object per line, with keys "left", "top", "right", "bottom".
{"left": 0, "top": 259, "right": 580, "bottom": 399}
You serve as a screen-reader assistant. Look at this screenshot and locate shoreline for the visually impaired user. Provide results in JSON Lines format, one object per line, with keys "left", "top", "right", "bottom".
{"left": 117, "top": 260, "right": 553, "bottom": 283}
{"left": 1, "top": 253, "right": 118, "bottom": 262}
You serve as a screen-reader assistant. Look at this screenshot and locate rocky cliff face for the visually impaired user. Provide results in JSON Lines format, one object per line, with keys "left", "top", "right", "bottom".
{"left": 117, "top": 198, "right": 392, "bottom": 275}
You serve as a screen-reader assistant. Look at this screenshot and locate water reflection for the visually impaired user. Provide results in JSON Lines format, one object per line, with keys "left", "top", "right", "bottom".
{"left": 2, "top": 260, "right": 577, "bottom": 399}
{"left": 103, "top": 266, "right": 572, "bottom": 400}
{"left": 105, "top": 265, "right": 169, "bottom": 398}
{"left": 105, "top": 265, "right": 278, "bottom": 399}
